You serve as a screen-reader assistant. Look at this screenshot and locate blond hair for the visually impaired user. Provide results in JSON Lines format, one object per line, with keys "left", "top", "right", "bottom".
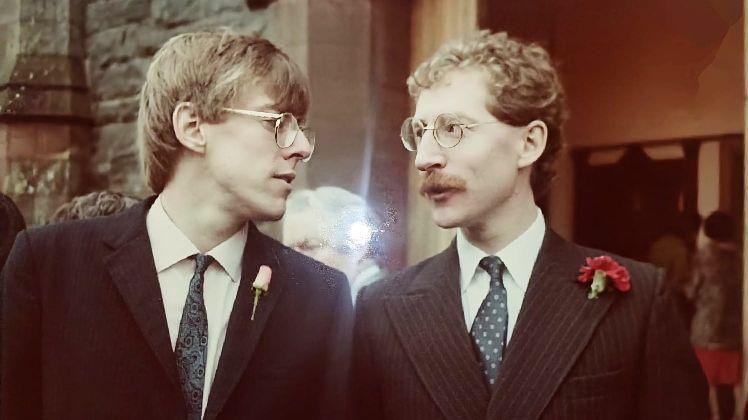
{"left": 408, "top": 30, "right": 567, "bottom": 197}
{"left": 137, "top": 30, "right": 310, "bottom": 193}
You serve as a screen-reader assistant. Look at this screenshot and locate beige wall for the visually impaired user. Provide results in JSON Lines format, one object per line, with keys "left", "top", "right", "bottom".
{"left": 556, "top": 0, "right": 743, "bottom": 147}
{"left": 698, "top": 141, "right": 722, "bottom": 217}
{"left": 546, "top": 0, "right": 743, "bottom": 237}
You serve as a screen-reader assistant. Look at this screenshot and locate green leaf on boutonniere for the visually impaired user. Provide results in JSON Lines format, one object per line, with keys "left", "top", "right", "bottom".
{"left": 588, "top": 269, "right": 608, "bottom": 299}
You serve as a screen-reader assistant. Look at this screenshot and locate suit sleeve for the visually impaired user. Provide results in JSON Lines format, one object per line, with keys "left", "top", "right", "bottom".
{"left": 318, "top": 272, "right": 354, "bottom": 420}
{"left": 2, "top": 230, "right": 42, "bottom": 419}
{"left": 352, "top": 287, "right": 384, "bottom": 420}
{"left": 637, "top": 268, "right": 709, "bottom": 420}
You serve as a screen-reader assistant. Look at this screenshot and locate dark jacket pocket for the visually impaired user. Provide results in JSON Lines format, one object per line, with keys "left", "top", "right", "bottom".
{"left": 558, "top": 368, "right": 634, "bottom": 399}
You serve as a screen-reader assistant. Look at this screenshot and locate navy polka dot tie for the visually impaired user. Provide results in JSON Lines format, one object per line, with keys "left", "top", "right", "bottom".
{"left": 175, "top": 254, "right": 213, "bottom": 419}
{"left": 470, "top": 256, "right": 508, "bottom": 389}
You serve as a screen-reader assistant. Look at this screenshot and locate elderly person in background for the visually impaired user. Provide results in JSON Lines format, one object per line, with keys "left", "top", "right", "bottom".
{"left": 49, "top": 191, "right": 140, "bottom": 223}
{"left": 283, "top": 186, "right": 385, "bottom": 302}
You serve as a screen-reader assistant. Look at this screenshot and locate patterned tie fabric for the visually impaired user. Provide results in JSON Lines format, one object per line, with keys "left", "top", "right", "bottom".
{"left": 175, "top": 254, "right": 214, "bottom": 420}
{"left": 470, "top": 256, "right": 508, "bottom": 388}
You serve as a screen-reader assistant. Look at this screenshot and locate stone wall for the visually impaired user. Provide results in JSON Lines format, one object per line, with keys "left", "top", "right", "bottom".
{"left": 0, "top": 0, "right": 92, "bottom": 225}
{"left": 85, "top": 0, "right": 271, "bottom": 196}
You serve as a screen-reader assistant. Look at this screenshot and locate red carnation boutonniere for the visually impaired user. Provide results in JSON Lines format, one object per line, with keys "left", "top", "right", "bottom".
{"left": 251, "top": 265, "right": 272, "bottom": 321}
{"left": 577, "top": 256, "right": 631, "bottom": 299}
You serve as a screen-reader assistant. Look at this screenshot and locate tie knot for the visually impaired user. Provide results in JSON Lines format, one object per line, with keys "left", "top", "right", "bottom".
{"left": 194, "top": 254, "right": 214, "bottom": 276}
{"left": 479, "top": 256, "right": 503, "bottom": 279}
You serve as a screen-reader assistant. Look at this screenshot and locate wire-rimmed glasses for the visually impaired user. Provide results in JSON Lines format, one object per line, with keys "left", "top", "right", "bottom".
{"left": 400, "top": 113, "right": 503, "bottom": 151}
{"left": 223, "top": 107, "right": 316, "bottom": 162}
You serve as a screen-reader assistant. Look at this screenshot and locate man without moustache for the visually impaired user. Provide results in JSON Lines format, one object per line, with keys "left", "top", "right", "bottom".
{"left": 3, "top": 31, "right": 351, "bottom": 420}
{"left": 352, "top": 30, "right": 708, "bottom": 420}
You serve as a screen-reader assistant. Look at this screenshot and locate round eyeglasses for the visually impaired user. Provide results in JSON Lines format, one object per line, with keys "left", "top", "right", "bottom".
{"left": 400, "top": 113, "right": 503, "bottom": 151}
{"left": 223, "top": 108, "right": 316, "bottom": 162}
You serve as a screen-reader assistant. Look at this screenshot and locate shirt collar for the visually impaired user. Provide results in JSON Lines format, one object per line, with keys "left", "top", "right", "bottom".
{"left": 146, "top": 195, "right": 247, "bottom": 282}
{"left": 457, "top": 207, "right": 546, "bottom": 293}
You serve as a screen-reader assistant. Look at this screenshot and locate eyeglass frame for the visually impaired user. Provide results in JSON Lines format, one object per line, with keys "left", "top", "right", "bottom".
{"left": 400, "top": 113, "right": 505, "bottom": 151}
{"left": 222, "top": 107, "right": 315, "bottom": 160}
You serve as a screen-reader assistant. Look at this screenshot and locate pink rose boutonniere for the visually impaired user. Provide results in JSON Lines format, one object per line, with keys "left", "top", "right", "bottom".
{"left": 251, "top": 265, "right": 272, "bottom": 321}
{"left": 577, "top": 256, "right": 631, "bottom": 299}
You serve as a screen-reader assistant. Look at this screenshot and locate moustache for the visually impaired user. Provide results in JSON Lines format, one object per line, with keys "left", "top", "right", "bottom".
{"left": 420, "top": 173, "right": 467, "bottom": 196}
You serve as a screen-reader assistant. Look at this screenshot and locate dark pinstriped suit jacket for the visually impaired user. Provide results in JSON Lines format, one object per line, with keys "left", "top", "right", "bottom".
{"left": 2, "top": 197, "right": 352, "bottom": 420}
{"left": 353, "top": 229, "right": 709, "bottom": 420}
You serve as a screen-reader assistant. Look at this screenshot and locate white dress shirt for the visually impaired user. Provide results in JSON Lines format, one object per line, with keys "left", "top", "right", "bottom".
{"left": 457, "top": 208, "right": 546, "bottom": 344}
{"left": 146, "top": 196, "right": 246, "bottom": 418}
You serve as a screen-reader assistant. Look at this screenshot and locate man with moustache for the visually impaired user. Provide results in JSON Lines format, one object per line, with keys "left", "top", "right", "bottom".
{"left": 352, "top": 31, "right": 708, "bottom": 420}
{"left": 3, "top": 31, "right": 350, "bottom": 420}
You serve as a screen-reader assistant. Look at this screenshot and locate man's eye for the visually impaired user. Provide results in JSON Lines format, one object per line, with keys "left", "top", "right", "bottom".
{"left": 413, "top": 126, "right": 424, "bottom": 139}
{"left": 444, "top": 123, "right": 460, "bottom": 134}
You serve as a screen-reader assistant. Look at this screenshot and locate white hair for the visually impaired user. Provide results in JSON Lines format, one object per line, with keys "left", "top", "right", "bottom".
{"left": 285, "top": 186, "right": 379, "bottom": 254}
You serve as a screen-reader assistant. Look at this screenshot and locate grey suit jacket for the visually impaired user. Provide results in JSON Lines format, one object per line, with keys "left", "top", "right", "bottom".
{"left": 353, "top": 229, "right": 708, "bottom": 420}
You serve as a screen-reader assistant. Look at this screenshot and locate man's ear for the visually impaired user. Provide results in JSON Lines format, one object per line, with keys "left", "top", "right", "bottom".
{"left": 172, "top": 102, "right": 206, "bottom": 153}
{"left": 517, "top": 120, "right": 547, "bottom": 169}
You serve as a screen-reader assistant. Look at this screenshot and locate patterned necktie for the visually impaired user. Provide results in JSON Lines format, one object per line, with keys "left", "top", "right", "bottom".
{"left": 470, "top": 256, "right": 508, "bottom": 388}
{"left": 175, "top": 254, "right": 214, "bottom": 420}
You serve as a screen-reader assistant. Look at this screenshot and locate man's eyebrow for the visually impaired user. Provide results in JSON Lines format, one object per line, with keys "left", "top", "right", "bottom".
{"left": 454, "top": 112, "right": 478, "bottom": 123}
{"left": 256, "top": 104, "right": 279, "bottom": 112}
{"left": 411, "top": 116, "right": 428, "bottom": 125}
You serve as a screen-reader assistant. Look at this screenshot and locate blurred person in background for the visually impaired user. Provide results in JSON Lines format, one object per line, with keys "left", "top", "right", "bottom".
{"left": 648, "top": 211, "right": 702, "bottom": 330}
{"left": 49, "top": 191, "right": 140, "bottom": 223}
{"left": 283, "top": 186, "right": 386, "bottom": 303}
{"left": 690, "top": 211, "right": 743, "bottom": 420}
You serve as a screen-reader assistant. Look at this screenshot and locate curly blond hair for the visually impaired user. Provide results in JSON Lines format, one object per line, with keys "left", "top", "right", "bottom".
{"left": 138, "top": 29, "right": 310, "bottom": 193}
{"left": 408, "top": 30, "right": 567, "bottom": 197}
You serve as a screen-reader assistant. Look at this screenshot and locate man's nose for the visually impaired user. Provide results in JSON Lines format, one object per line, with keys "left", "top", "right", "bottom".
{"left": 414, "top": 131, "right": 446, "bottom": 171}
{"left": 282, "top": 130, "right": 313, "bottom": 163}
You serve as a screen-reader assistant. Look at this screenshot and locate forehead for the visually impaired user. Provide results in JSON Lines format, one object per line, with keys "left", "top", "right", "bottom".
{"left": 233, "top": 84, "right": 277, "bottom": 111}
{"left": 413, "top": 67, "right": 493, "bottom": 122}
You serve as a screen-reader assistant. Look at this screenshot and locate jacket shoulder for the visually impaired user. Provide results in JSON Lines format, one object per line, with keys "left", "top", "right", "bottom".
{"left": 356, "top": 252, "right": 441, "bottom": 303}
{"left": 24, "top": 212, "right": 130, "bottom": 247}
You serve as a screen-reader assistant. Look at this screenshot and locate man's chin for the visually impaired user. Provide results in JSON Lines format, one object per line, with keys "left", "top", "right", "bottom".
{"left": 248, "top": 202, "right": 286, "bottom": 222}
{"left": 264, "top": 212, "right": 285, "bottom": 222}
{"left": 430, "top": 207, "right": 464, "bottom": 229}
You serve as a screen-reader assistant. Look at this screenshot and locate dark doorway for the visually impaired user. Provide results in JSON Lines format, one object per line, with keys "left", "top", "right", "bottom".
{"left": 573, "top": 144, "right": 699, "bottom": 261}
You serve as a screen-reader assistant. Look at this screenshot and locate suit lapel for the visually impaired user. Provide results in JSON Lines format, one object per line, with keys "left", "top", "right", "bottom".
{"left": 487, "top": 230, "right": 617, "bottom": 419}
{"left": 204, "top": 224, "right": 286, "bottom": 420}
{"left": 385, "top": 243, "right": 489, "bottom": 420}
{"left": 103, "top": 197, "right": 180, "bottom": 388}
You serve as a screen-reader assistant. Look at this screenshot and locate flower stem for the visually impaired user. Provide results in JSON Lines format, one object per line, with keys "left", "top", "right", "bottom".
{"left": 251, "top": 289, "right": 261, "bottom": 321}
